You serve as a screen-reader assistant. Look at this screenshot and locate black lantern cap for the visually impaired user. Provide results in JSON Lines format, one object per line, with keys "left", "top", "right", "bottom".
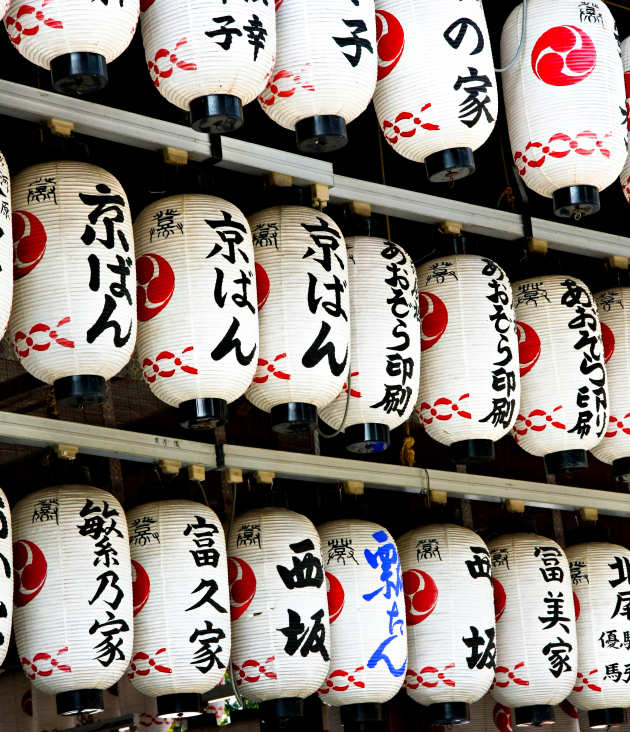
{"left": 425, "top": 147, "right": 475, "bottom": 183}
{"left": 156, "top": 693, "right": 203, "bottom": 718}
{"left": 271, "top": 402, "right": 317, "bottom": 434}
{"left": 428, "top": 702, "right": 470, "bottom": 725}
{"left": 553, "top": 185, "right": 600, "bottom": 218}
{"left": 588, "top": 708, "right": 625, "bottom": 728}
{"left": 179, "top": 397, "right": 228, "bottom": 430}
{"left": 54, "top": 375, "right": 106, "bottom": 407}
{"left": 260, "top": 698, "right": 304, "bottom": 721}
{"left": 544, "top": 449, "right": 588, "bottom": 475}
{"left": 56, "top": 689, "right": 104, "bottom": 716}
{"left": 190, "top": 94, "right": 244, "bottom": 135}
{"left": 50, "top": 53, "right": 108, "bottom": 96}
{"left": 340, "top": 703, "right": 384, "bottom": 732}
{"left": 613, "top": 457, "right": 630, "bottom": 482}
{"left": 450, "top": 439, "right": 495, "bottom": 464}
{"left": 514, "top": 705, "right": 555, "bottom": 726}
{"left": 345, "top": 423, "right": 390, "bottom": 454}
{"left": 295, "top": 115, "right": 348, "bottom": 154}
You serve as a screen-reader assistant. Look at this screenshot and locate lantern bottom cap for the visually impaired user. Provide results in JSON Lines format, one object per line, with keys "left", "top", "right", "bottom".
{"left": 340, "top": 703, "right": 383, "bottom": 724}
{"left": 190, "top": 94, "right": 243, "bottom": 135}
{"left": 450, "top": 439, "right": 495, "bottom": 464}
{"left": 295, "top": 115, "right": 348, "bottom": 154}
{"left": 427, "top": 702, "right": 469, "bottom": 725}
{"left": 514, "top": 705, "right": 554, "bottom": 726}
{"left": 50, "top": 52, "right": 108, "bottom": 96}
{"left": 613, "top": 457, "right": 630, "bottom": 481}
{"left": 260, "top": 698, "right": 304, "bottom": 720}
{"left": 156, "top": 693, "right": 203, "bottom": 718}
{"left": 425, "top": 147, "right": 475, "bottom": 183}
{"left": 544, "top": 448, "right": 588, "bottom": 475}
{"left": 54, "top": 374, "right": 106, "bottom": 407}
{"left": 588, "top": 708, "right": 625, "bottom": 728}
{"left": 553, "top": 185, "right": 600, "bottom": 219}
{"left": 345, "top": 423, "right": 390, "bottom": 453}
{"left": 271, "top": 402, "right": 317, "bottom": 433}
{"left": 179, "top": 397, "right": 229, "bottom": 430}
{"left": 56, "top": 689, "right": 104, "bottom": 716}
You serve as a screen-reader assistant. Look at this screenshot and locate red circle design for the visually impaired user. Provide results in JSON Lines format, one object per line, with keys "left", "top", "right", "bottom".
{"left": 13, "top": 539, "right": 47, "bottom": 607}
{"left": 131, "top": 559, "right": 150, "bottom": 617}
{"left": 228, "top": 556, "right": 256, "bottom": 621}
{"left": 493, "top": 576, "right": 507, "bottom": 622}
{"left": 403, "top": 568, "right": 438, "bottom": 625}
{"left": 516, "top": 321, "right": 541, "bottom": 377}
{"left": 419, "top": 291, "right": 448, "bottom": 351}
{"left": 136, "top": 253, "right": 175, "bottom": 322}
{"left": 255, "top": 262, "right": 270, "bottom": 311}
{"left": 601, "top": 322, "right": 615, "bottom": 364}
{"left": 376, "top": 10, "right": 405, "bottom": 81}
{"left": 493, "top": 704, "right": 513, "bottom": 732}
{"left": 531, "top": 25, "right": 596, "bottom": 86}
{"left": 12, "top": 210, "right": 47, "bottom": 280}
{"left": 326, "top": 571, "right": 345, "bottom": 623}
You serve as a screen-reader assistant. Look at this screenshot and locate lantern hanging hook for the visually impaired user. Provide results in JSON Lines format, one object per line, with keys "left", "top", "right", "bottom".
{"left": 495, "top": 0, "right": 527, "bottom": 73}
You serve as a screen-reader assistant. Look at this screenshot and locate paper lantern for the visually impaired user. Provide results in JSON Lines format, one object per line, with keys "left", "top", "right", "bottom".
{"left": 398, "top": 524, "right": 494, "bottom": 724}
{"left": 566, "top": 541, "right": 630, "bottom": 727}
{"left": 128, "top": 500, "right": 230, "bottom": 718}
{"left": 489, "top": 533, "right": 578, "bottom": 725}
{"left": 0, "top": 153, "right": 13, "bottom": 342}
{"left": 0, "top": 487, "right": 12, "bottom": 668}
{"left": 260, "top": 0, "right": 377, "bottom": 153}
{"left": 10, "top": 161, "right": 137, "bottom": 407}
{"left": 0, "top": 671, "right": 34, "bottom": 732}
{"left": 316, "top": 519, "right": 406, "bottom": 716}
{"left": 4, "top": 0, "right": 139, "bottom": 95}
{"left": 619, "top": 37, "right": 630, "bottom": 205}
{"left": 512, "top": 275, "right": 608, "bottom": 474}
{"left": 12, "top": 485, "right": 133, "bottom": 716}
{"left": 228, "top": 507, "right": 330, "bottom": 715}
{"left": 246, "top": 206, "right": 350, "bottom": 433}
{"left": 501, "top": 0, "right": 626, "bottom": 217}
{"left": 134, "top": 194, "right": 258, "bottom": 429}
{"left": 319, "top": 237, "right": 419, "bottom": 453}
{"left": 373, "top": 0, "right": 497, "bottom": 182}
{"left": 141, "top": 0, "right": 275, "bottom": 134}
{"left": 413, "top": 254, "right": 520, "bottom": 464}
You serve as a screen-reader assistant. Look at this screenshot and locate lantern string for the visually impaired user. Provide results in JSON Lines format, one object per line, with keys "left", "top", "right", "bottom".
{"left": 495, "top": 0, "right": 527, "bottom": 73}
{"left": 225, "top": 477, "right": 244, "bottom": 710}
{"left": 318, "top": 369, "right": 353, "bottom": 439}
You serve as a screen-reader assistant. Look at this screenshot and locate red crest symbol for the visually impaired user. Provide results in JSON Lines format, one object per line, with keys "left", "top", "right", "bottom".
{"left": 255, "top": 262, "right": 270, "bottom": 310}
{"left": 13, "top": 210, "right": 47, "bottom": 279}
{"left": 601, "top": 322, "right": 615, "bottom": 364}
{"left": 531, "top": 26, "right": 596, "bottom": 86}
{"left": 376, "top": 10, "right": 404, "bottom": 81}
{"left": 14, "top": 539, "right": 47, "bottom": 607}
{"left": 493, "top": 704, "right": 513, "bottom": 732}
{"left": 228, "top": 556, "right": 256, "bottom": 621}
{"left": 419, "top": 291, "right": 448, "bottom": 351}
{"left": 493, "top": 577, "right": 507, "bottom": 622}
{"left": 326, "top": 571, "right": 345, "bottom": 623}
{"left": 403, "top": 569, "right": 438, "bottom": 625}
{"left": 516, "top": 321, "right": 541, "bottom": 377}
{"left": 136, "top": 253, "right": 175, "bottom": 322}
{"left": 573, "top": 591, "right": 580, "bottom": 621}
{"left": 132, "top": 559, "right": 150, "bottom": 617}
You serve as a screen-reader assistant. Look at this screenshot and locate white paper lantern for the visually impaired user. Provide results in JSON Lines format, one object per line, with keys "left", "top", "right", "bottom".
{"left": 0, "top": 2, "right": 8, "bottom": 20}
{"left": 4, "top": 0, "right": 139, "bottom": 95}
{"left": 12, "top": 485, "right": 133, "bottom": 716}
{"left": 10, "top": 161, "right": 137, "bottom": 408}
{"left": 316, "top": 519, "right": 406, "bottom": 712}
{"left": 134, "top": 194, "right": 258, "bottom": 429}
{"left": 0, "top": 152, "right": 13, "bottom": 342}
{"left": 141, "top": 0, "right": 275, "bottom": 134}
{"left": 501, "top": 0, "right": 626, "bottom": 217}
{"left": 489, "top": 533, "right": 578, "bottom": 726}
{"left": 260, "top": 0, "right": 377, "bottom": 153}
{"left": 566, "top": 541, "right": 630, "bottom": 727}
{"left": 246, "top": 206, "right": 350, "bottom": 433}
{"left": 373, "top": 0, "right": 497, "bottom": 182}
{"left": 512, "top": 275, "right": 608, "bottom": 474}
{"left": 0, "top": 488, "right": 12, "bottom": 668}
{"left": 0, "top": 671, "right": 35, "bottom": 732}
{"left": 319, "top": 237, "right": 420, "bottom": 453}
{"left": 413, "top": 254, "right": 520, "bottom": 464}
{"left": 619, "top": 37, "right": 630, "bottom": 205}
{"left": 398, "top": 525, "right": 494, "bottom": 725}
{"left": 228, "top": 507, "right": 330, "bottom": 713}
{"left": 127, "top": 500, "right": 229, "bottom": 718}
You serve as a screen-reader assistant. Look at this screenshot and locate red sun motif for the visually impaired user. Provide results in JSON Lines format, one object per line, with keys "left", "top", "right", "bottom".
{"left": 13, "top": 539, "right": 47, "bottom": 607}
{"left": 531, "top": 26, "right": 596, "bottom": 86}
{"left": 419, "top": 291, "right": 448, "bottom": 351}
{"left": 493, "top": 577, "right": 507, "bottom": 622}
{"left": 376, "top": 10, "right": 404, "bottom": 81}
{"left": 136, "top": 253, "right": 175, "bottom": 322}
{"left": 326, "top": 571, "right": 345, "bottom": 623}
{"left": 601, "top": 322, "right": 615, "bottom": 364}
{"left": 255, "top": 262, "right": 270, "bottom": 311}
{"left": 12, "top": 210, "right": 47, "bottom": 280}
{"left": 132, "top": 559, "right": 150, "bottom": 617}
{"left": 493, "top": 704, "right": 513, "bottom": 732}
{"left": 228, "top": 556, "right": 256, "bottom": 621}
{"left": 403, "top": 569, "right": 438, "bottom": 625}
{"left": 516, "top": 321, "right": 541, "bottom": 377}
{"left": 573, "top": 591, "right": 580, "bottom": 621}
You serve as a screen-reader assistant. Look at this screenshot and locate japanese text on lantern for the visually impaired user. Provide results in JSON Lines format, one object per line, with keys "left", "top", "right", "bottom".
{"left": 0, "top": 496, "right": 9, "bottom": 650}
{"left": 205, "top": 10, "right": 269, "bottom": 62}
{"left": 333, "top": 0, "right": 374, "bottom": 69}
{"left": 462, "top": 545, "right": 495, "bottom": 671}
{"left": 597, "top": 555, "right": 630, "bottom": 685}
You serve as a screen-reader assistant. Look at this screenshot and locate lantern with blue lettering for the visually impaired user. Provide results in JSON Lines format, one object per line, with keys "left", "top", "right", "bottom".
{"left": 4, "top": 0, "right": 139, "bottom": 95}
{"left": 398, "top": 525, "right": 495, "bottom": 725}
{"left": 513, "top": 275, "right": 608, "bottom": 474}
{"left": 228, "top": 508, "right": 330, "bottom": 720}
{"left": 246, "top": 207, "right": 350, "bottom": 433}
{"left": 9, "top": 161, "right": 137, "bottom": 407}
{"left": 501, "top": 0, "right": 626, "bottom": 217}
{"left": 127, "top": 500, "right": 230, "bottom": 718}
{"left": 489, "top": 533, "right": 577, "bottom": 726}
{"left": 260, "top": 0, "right": 377, "bottom": 153}
{"left": 12, "top": 485, "right": 133, "bottom": 716}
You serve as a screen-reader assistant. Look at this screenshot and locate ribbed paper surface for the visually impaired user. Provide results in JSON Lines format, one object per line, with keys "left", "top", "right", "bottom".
{"left": 0, "top": 151, "right": 12, "bottom": 342}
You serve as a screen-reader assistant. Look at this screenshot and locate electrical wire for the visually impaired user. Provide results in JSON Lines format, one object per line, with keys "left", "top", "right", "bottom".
{"left": 495, "top": 0, "right": 527, "bottom": 73}
{"left": 318, "top": 369, "right": 353, "bottom": 439}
